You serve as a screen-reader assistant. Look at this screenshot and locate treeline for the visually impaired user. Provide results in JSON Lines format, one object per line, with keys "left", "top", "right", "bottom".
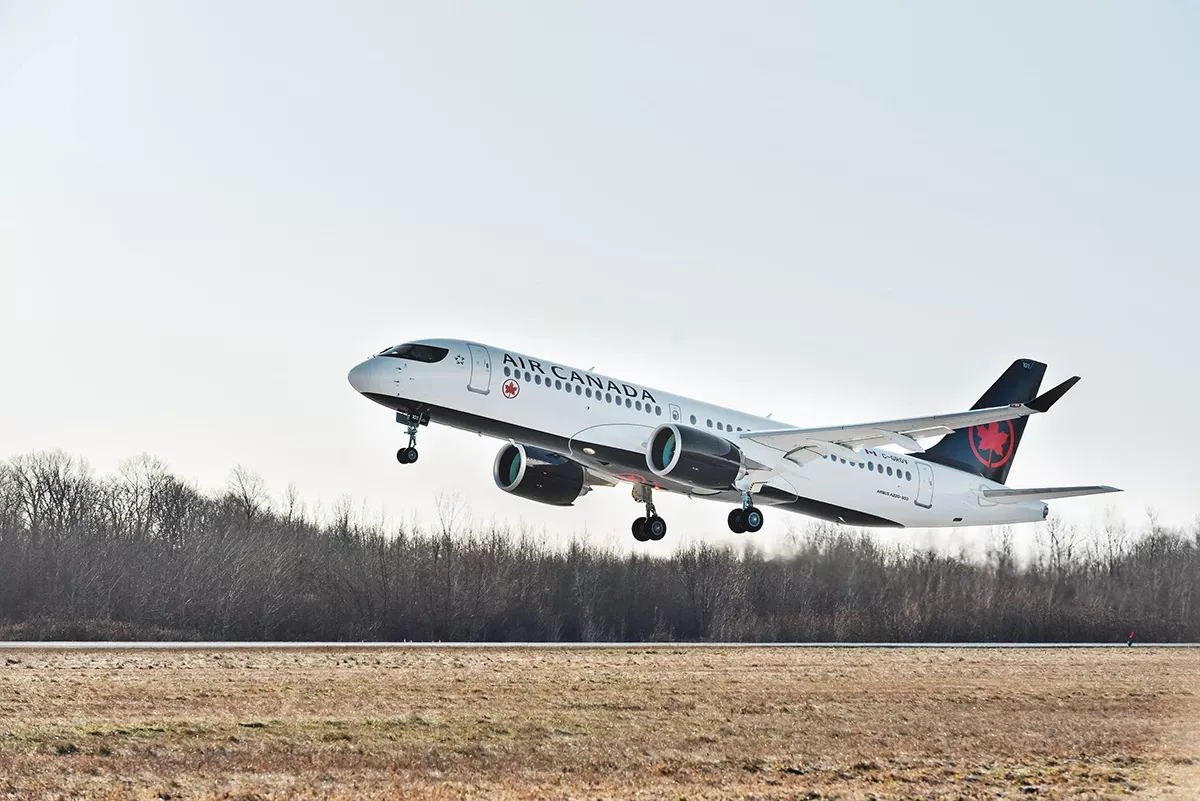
{"left": 1, "top": 450, "right": 1197, "bottom": 642}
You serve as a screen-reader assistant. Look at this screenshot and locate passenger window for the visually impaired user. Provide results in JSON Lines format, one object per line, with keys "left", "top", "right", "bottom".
{"left": 605, "top": 393, "right": 612, "bottom": 403}
{"left": 534, "top": 375, "right": 541, "bottom": 385}
{"left": 523, "top": 371, "right": 530, "bottom": 382}
{"left": 655, "top": 406, "right": 662, "bottom": 416}
{"left": 690, "top": 415, "right": 697, "bottom": 424}
{"left": 555, "top": 380, "right": 562, "bottom": 390}
{"left": 706, "top": 419, "right": 713, "bottom": 428}
{"left": 868, "top": 462, "right": 875, "bottom": 471}
{"left": 717, "top": 422, "right": 723, "bottom": 430}
{"left": 575, "top": 385, "right": 582, "bottom": 395}
{"left": 906, "top": 471, "right": 912, "bottom": 481}
{"left": 859, "top": 462, "right": 865, "bottom": 469}
{"left": 839, "top": 458, "right": 846, "bottom": 464}
{"left": 887, "top": 466, "right": 893, "bottom": 476}
{"left": 636, "top": 401, "right": 642, "bottom": 411}
{"left": 625, "top": 398, "right": 632, "bottom": 408}
{"left": 503, "top": 367, "right": 511, "bottom": 377}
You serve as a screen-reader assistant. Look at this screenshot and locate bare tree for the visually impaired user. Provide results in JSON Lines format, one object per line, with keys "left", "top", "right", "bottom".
{"left": 227, "top": 465, "right": 269, "bottom": 522}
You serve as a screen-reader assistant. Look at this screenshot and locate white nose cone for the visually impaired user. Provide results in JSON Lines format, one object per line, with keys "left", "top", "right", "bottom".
{"left": 347, "top": 360, "right": 374, "bottom": 393}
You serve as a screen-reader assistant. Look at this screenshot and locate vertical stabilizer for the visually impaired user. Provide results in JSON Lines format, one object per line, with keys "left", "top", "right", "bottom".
{"left": 917, "top": 359, "right": 1046, "bottom": 484}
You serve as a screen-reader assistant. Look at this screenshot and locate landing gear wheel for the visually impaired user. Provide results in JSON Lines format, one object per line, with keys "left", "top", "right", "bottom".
{"left": 397, "top": 447, "right": 419, "bottom": 464}
{"left": 728, "top": 508, "right": 746, "bottom": 533}
{"left": 743, "top": 506, "right": 764, "bottom": 533}
{"left": 632, "top": 516, "right": 650, "bottom": 542}
{"left": 631, "top": 484, "right": 664, "bottom": 542}
{"left": 645, "top": 515, "right": 667, "bottom": 541}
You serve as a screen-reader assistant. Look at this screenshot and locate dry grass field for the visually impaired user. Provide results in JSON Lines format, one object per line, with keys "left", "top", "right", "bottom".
{"left": 0, "top": 647, "right": 1197, "bottom": 800}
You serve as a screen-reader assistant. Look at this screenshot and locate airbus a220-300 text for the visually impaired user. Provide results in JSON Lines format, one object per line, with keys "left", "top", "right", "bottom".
{"left": 347, "top": 340, "right": 1118, "bottom": 541}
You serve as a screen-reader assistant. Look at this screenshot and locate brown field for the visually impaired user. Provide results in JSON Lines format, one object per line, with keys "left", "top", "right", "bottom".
{"left": 0, "top": 647, "right": 1197, "bottom": 800}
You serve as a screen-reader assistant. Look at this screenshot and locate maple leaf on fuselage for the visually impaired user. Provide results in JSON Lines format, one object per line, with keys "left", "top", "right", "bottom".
{"left": 975, "top": 423, "right": 1010, "bottom": 457}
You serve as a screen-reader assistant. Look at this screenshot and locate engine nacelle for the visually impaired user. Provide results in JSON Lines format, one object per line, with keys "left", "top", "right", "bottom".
{"left": 646, "top": 424, "right": 743, "bottom": 491}
{"left": 493, "top": 443, "right": 589, "bottom": 506}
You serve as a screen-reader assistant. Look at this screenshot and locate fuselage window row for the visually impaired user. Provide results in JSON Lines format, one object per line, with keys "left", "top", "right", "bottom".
{"left": 827, "top": 453, "right": 913, "bottom": 481}
{"left": 499, "top": 367, "right": 667, "bottom": 416}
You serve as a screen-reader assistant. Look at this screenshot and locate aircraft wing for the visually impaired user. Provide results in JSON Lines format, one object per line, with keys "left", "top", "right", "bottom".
{"left": 980, "top": 486, "right": 1121, "bottom": 503}
{"left": 739, "top": 377, "right": 1079, "bottom": 465}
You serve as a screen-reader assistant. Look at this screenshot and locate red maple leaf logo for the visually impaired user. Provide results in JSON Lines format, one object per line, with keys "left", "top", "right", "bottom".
{"left": 970, "top": 421, "right": 1014, "bottom": 468}
{"left": 975, "top": 423, "right": 1009, "bottom": 457}
{"left": 502, "top": 379, "right": 520, "bottom": 399}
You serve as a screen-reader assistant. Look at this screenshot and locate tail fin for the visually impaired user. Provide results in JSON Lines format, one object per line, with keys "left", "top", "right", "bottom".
{"left": 918, "top": 359, "right": 1046, "bottom": 484}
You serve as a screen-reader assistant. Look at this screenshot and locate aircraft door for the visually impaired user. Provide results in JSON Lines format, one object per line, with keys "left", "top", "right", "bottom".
{"left": 466, "top": 344, "right": 491, "bottom": 395}
{"left": 668, "top": 404, "right": 682, "bottom": 423}
{"left": 914, "top": 462, "right": 934, "bottom": 509}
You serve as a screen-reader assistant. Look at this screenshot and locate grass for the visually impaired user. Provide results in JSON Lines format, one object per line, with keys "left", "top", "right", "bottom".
{"left": 0, "top": 647, "right": 1197, "bottom": 798}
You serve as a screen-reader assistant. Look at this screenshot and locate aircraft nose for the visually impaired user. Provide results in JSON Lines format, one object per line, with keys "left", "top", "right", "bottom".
{"left": 347, "top": 359, "right": 375, "bottom": 393}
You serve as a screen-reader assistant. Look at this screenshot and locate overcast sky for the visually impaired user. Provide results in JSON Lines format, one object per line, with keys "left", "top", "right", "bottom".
{"left": 2, "top": 2, "right": 1196, "bottom": 552}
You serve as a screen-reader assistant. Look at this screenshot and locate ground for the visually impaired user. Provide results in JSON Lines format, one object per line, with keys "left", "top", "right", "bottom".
{"left": 0, "top": 646, "right": 1197, "bottom": 799}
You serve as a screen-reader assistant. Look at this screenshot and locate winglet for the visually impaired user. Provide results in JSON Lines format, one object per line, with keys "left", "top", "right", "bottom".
{"left": 1027, "top": 376, "right": 1080, "bottom": 413}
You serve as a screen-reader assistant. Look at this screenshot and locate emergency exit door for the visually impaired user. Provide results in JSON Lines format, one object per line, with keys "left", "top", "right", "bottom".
{"left": 914, "top": 461, "right": 934, "bottom": 509}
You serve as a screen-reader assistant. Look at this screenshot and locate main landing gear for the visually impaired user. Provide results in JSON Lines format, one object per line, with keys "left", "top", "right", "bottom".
{"left": 396, "top": 413, "right": 422, "bottom": 465}
{"left": 631, "top": 484, "right": 667, "bottom": 542}
{"left": 728, "top": 491, "right": 764, "bottom": 534}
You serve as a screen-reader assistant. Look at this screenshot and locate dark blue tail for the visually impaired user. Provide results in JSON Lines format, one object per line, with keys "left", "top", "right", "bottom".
{"left": 917, "top": 359, "right": 1046, "bottom": 485}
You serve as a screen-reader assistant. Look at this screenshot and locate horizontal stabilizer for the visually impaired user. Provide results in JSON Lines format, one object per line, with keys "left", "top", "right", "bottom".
{"left": 980, "top": 485, "right": 1121, "bottom": 504}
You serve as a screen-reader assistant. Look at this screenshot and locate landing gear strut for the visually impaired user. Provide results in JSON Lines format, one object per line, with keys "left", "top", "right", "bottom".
{"left": 396, "top": 412, "right": 422, "bottom": 465}
{"left": 728, "top": 491, "right": 764, "bottom": 533}
{"left": 631, "top": 484, "right": 667, "bottom": 542}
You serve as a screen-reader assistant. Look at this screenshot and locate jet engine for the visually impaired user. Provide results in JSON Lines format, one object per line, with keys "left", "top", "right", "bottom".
{"left": 646, "top": 424, "right": 743, "bottom": 491}
{"left": 493, "top": 443, "right": 590, "bottom": 506}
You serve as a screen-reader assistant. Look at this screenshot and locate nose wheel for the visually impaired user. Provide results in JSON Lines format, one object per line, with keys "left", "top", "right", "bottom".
{"left": 631, "top": 484, "right": 666, "bottom": 542}
{"left": 396, "top": 413, "right": 422, "bottom": 465}
{"left": 728, "top": 491, "right": 764, "bottom": 533}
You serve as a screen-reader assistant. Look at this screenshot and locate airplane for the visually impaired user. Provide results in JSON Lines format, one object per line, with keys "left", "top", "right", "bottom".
{"left": 347, "top": 339, "right": 1119, "bottom": 541}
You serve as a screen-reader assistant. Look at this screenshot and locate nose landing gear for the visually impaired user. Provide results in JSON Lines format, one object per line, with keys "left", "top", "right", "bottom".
{"left": 728, "top": 491, "right": 764, "bottom": 533}
{"left": 395, "top": 412, "right": 424, "bottom": 465}
{"left": 631, "top": 484, "right": 666, "bottom": 542}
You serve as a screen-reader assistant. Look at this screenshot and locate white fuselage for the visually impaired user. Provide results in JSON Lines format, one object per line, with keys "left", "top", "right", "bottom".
{"left": 347, "top": 339, "right": 1049, "bottom": 528}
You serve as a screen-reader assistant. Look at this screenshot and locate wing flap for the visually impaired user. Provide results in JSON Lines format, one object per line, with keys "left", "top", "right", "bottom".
{"left": 740, "top": 403, "right": 1033, "bottom": 457}
{"left": 980, "top": 486, "right": 1121, "bottom": 503}
{"left": 740, "top": 376, "right": 1081, "bottom": 463}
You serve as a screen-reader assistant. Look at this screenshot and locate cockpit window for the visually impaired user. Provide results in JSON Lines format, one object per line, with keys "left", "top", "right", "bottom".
{"left": 379, "top": 343, "right": 449, "bottom": 363}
